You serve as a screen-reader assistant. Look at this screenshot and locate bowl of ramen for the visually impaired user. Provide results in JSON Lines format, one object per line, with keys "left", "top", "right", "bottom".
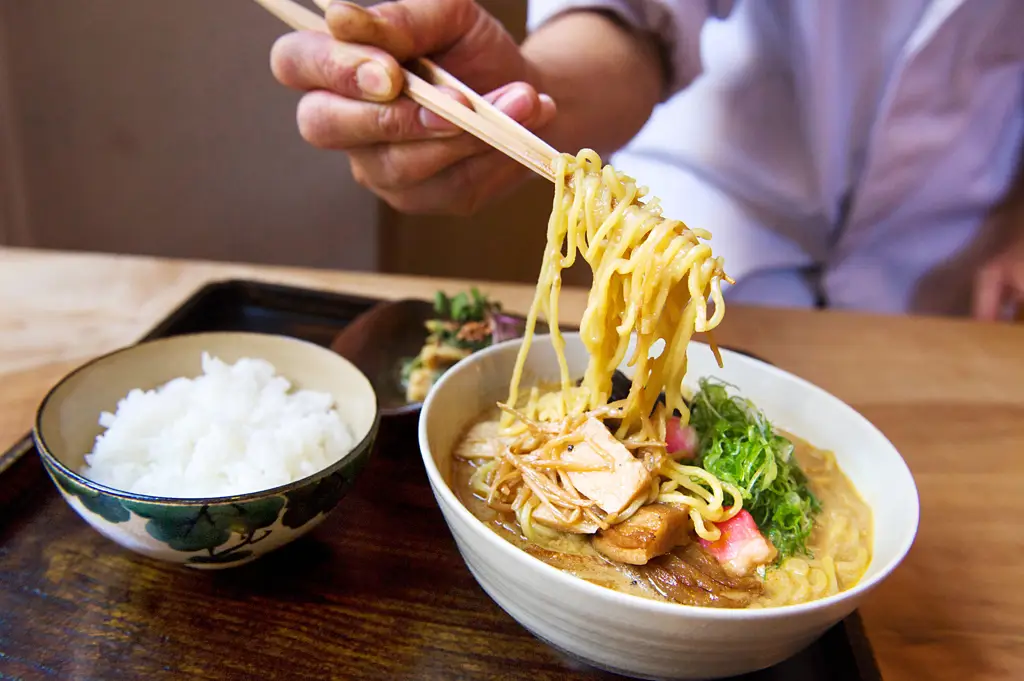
{"left": 417, "top": 150, "right": 918, "bottom": 679}
{"left": 420, "top": 334, "right": 918, "bottom": 678}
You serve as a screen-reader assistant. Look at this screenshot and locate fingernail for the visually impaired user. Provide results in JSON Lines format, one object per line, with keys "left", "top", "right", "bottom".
{"left": 356, "top": 61, "right": 392, "bottom": 99}
{"left": 493, "top": 87, "right": 533, "bottom": 119}
{"left": 539, "top": 93, "right": 555, "bottom": 108}
{"left": 418, "top": 107, "right": 457, "bottom": 132}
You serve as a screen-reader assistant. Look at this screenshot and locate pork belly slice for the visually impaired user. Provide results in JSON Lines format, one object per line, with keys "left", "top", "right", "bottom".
{"left": 592, "top": 503, "right": 693, "bottom": 565}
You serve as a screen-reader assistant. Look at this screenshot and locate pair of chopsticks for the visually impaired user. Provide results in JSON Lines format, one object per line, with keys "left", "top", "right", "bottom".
{"left": 252, "top": 0, "right": 560, "bottom": 182}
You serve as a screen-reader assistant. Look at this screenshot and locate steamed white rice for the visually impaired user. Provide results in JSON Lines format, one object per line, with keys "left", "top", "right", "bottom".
{"left": 81, "top": 353, "right": 354, "bottom": 498}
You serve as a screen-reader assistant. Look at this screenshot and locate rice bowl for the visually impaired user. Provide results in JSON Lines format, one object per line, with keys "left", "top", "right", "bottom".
{"left": 35, "top": 332, "right": 380, "bottom": 569}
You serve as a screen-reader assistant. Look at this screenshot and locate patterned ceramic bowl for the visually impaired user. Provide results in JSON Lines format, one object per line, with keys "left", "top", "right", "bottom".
{"left": 34, "top": 332, "right": 379, "bottom": 569}
{"left": 419, "top": 333, "right": 919, "bottom": 679}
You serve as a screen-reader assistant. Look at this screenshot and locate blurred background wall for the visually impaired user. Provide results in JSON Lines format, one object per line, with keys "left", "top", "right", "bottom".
{"left": 0, "top": 0, "right": 567, "bottom": 283}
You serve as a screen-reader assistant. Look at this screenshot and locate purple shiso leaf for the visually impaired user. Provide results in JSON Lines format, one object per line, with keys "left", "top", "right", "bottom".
{"left": 490, "top": 312, "right": 527, "bottom": 343}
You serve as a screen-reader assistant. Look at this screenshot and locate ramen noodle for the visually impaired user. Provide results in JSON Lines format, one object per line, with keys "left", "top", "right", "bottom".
{"left": 452, "top": 150, "right": 873, "bottom": 608}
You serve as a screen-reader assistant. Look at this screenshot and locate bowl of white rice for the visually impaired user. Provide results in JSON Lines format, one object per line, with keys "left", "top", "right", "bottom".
{"left": 34, "top": 331, "right": 379, "bottom": 569}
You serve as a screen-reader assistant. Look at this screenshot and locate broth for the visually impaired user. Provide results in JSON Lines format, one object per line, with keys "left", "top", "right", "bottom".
{"left": 451, "top": 412, "right": 873, "bottom": 609}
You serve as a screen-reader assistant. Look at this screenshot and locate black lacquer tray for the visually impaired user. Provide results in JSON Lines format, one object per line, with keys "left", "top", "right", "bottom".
{"left": 0, "top": 280, "right": 882, "bottom": 681}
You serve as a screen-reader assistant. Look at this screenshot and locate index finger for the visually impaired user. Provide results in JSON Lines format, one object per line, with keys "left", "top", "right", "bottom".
{"left": 270, "top": 30, "right": 404, "bottom": 102}
{"left": 296, "top": 86, "right": 468, "bottom": 149}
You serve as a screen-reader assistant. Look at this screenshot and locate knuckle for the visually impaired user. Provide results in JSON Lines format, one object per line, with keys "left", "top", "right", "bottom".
{"left": 314, "top": 43, "right": 363, "bottom": 96}
{"left": 373, "top": 104, "right": 413, "bottom": 142}
{"left": 352, "top": 147, "right": 418, "bottom": 193}
{"left": 314, "top": 47, "right": 346, "bottom": 94}
{"left": 383, "top": 2, "right": 415, "bottom": 34}
{"left": 372, "top": 146, "right": 418, "bottom": 191}
{"left": 374, "top": 142, "right": 468, "bottom": 192}
{"left": 382, "top": 0, "right": 474, "bottom": 53}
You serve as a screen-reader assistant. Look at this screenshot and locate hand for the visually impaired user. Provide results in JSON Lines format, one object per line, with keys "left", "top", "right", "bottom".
{"left": 973, "top": 204, "right": 1024, "bottom": 321}
{"left": 270, "top": 0, "right": 556, "bottom": 215}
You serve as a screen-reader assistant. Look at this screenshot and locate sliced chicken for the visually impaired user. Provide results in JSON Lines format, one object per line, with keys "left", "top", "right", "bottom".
{"left": 592, "top": 503, "right": 693, "bottom": 565}
{"left": 531, "top": 504, "right": 601, "bottom": 534}
{"left": 561, "top": 418, "right": 651, "bottom": 516}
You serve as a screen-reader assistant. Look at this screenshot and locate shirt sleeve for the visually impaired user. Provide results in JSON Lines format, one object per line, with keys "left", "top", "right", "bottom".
{"left": 526, "top": 0, "right": 735, "bottom": 98}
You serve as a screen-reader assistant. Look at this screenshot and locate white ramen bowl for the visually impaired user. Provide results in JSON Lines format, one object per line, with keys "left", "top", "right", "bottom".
{"left": 418, "top": 333, "right": 919, "bottom": 680}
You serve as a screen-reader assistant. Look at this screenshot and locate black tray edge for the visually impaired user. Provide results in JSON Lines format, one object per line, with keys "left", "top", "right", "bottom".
{"left": 138, "top": 278, "right": 385, "bottom": 341}
{"left": 844, "top": 611, "right": 885, "bottom": 681}
{"left": 0, "top": 435, "right": 34, "bottom": 478}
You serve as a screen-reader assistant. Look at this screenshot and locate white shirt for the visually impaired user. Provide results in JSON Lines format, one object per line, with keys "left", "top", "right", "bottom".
{"left": 527, "top": 0, "right": 1024, "bottom": 315}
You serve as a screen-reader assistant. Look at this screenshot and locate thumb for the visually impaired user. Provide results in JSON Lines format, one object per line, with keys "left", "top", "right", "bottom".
{"left": 326, "top": 0, "right": 481, "bottom": 59}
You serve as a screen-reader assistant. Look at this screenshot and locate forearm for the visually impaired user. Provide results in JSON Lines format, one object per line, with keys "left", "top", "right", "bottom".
{"left": 522, "top": 11, "right": 664, "bottom": 157}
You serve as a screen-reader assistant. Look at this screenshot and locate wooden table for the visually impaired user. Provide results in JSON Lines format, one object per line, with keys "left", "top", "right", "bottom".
{"left": 2, "top": 246, "right": 1023, "bottom": 681}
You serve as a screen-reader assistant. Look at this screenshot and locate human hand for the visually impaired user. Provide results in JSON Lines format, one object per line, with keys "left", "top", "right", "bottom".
{"left": 270, "top": 0, "right": 556, "bottom": 215}
{"left": 973, "top": 204, "right": 1024, "bottom": 321}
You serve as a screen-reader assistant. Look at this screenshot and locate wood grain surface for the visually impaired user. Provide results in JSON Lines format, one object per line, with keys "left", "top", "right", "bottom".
{"left": 2, "top": 246, "right": 1024, "bottom": 681}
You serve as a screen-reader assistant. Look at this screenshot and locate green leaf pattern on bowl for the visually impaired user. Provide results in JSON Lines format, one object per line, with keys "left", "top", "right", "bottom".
{"left": 125, "top": 498, "right": 286, "bottom": 563}
{"left": 52, "top": 470, "right": 131, "bottom": 524}
{"left": 45, "top": 438, "right": 371, "bottom": 566}
{"left": 281, "top": 468, "right": 355, "bottom": 529}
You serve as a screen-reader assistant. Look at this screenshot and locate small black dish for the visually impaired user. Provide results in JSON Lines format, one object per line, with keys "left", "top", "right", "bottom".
{"left": 330, "top": 298, "right": 435, "bottom": 419}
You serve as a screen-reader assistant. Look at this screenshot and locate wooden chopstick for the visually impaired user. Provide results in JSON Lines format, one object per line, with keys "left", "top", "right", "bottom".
{"left": 403, "top": 71, "right": 557, "bottom": 180}
{"left": 407, "top": 60, "right": 558, "bottom": 160}
{"left": 252, "top": 0, "right": 558, "bottom": 182}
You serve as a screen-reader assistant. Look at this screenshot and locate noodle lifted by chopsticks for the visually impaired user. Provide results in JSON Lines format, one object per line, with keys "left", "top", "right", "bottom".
{"left": 506, "top": 149, "right": 732, "bottom": 436}
{"left": 472, "top": 150, "right": 739, "bottom": 537}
